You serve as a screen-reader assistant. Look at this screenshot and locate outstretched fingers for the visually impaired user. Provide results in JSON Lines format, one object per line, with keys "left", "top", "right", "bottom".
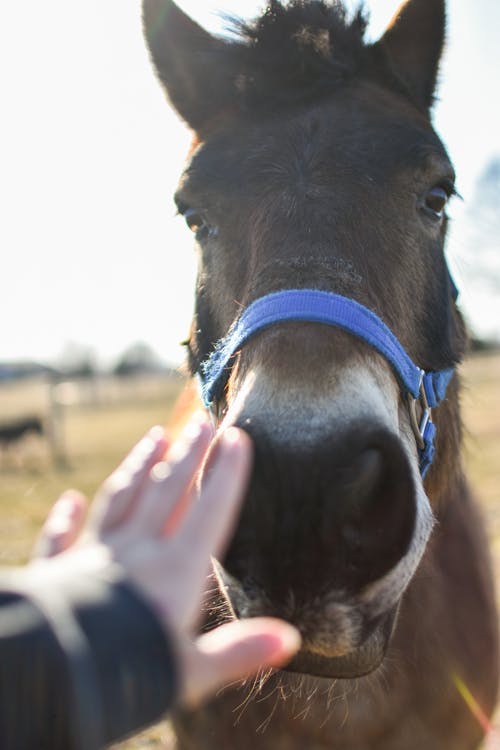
{"left": 180, "top": 426, "right": 253, "bottom": 567}
{"left": 128, "top": 417, "right": 213, "bottom": 536}
{"left": 158, "top": 427, "right": 252, "bottom": 630}
{"left": 91, "top": 426, "right": 168, "bottom": 533}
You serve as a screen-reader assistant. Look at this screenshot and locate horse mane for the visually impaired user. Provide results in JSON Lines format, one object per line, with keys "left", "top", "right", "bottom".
{"left": 220, "top": 0, "right": 412, "bottom": 109}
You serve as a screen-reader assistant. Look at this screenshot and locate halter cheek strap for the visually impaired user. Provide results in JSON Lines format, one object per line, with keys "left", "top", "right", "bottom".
{"left": 198, "top": 289, "right": 456, "bottom": 478}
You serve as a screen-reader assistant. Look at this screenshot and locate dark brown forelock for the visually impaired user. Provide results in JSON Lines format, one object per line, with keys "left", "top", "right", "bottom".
{"left": 217, "top": 0, "right": 418, "bottom": 111}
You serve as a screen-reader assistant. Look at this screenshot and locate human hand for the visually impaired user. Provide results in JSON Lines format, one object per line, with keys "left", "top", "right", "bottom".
{"left": 33, "top": 418, "right": 301, "bottom": 707}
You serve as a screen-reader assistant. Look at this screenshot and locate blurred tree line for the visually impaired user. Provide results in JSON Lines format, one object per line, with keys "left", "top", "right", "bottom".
{"left": 57, "top": 341, "right": 176, "bottom": 378}
{"left": 466, "top": 157, "right": 500, "bottom": 294}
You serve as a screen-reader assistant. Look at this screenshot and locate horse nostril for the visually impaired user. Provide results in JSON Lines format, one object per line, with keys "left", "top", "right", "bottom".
{"left": 330, "top": 435, "right": 416, "bottom": 585}
{"left": 226, "top": 419, "right": 416, "bottom": 594}
{"left": 341, "top": 448, "right": 384, "bottom": 516}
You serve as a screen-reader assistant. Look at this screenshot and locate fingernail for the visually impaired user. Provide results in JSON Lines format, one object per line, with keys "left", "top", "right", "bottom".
{"left": 167, "top": 415, "right": 208, "bottom": 462}
{"left": 182, "top": 413, "right": 208, "bottom": 440}
{"left": 260, "top": 625, "right": 302, "bottom": 663}
{"left": 145, "top": 425, "right": 166, "bottom": 447}
{"left": 151, "top": 460, "right": 171, "bottom": 482}
{"left": 46, "top": 515, "right": 73, "bottom": 535}
{"left": 222, "top": 426, "right": 241, "bottom": 446}
{"left": 53, "top": 493, "right": 79, "bottom": 517}
{"left": 203, "top": 427, "right": 242, "bottom": 474}
{"left": 130, "top": 426, "right": 165, "bottom": 462}
{"left": 277, "top": 624, "right": 302, "bottom": 655}
{"left": 47, "top": 497, "right": 78, "bottom": 533}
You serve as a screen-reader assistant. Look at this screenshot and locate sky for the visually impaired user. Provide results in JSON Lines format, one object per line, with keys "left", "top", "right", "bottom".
{"left": 0, "top": 0, "right": 499, "bottom": 369}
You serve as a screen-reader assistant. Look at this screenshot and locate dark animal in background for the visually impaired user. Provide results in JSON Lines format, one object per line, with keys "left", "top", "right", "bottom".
{"left": 143, "top": 0, "right": 499, "bottom": 747}
{"left": 0, "top": 416, "right": 44, "bottom": 450}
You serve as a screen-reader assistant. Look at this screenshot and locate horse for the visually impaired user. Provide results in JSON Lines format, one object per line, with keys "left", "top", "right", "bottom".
{"left": 0, "top": 416, "right": 44, "bottom": 449}
{"left": 142, "top": 0, "right": 499, "bottom": 747}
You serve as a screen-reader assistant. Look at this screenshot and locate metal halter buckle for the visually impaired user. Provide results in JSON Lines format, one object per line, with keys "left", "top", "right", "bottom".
{"left": 407, "top": 372, "right": 431, "bottom": 451}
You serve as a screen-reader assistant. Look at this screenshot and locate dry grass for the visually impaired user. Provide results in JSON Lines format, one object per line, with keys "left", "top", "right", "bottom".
{"left": 0, "top": 355, "right": 499, "bottom": 748}
{"left": 462, "top": 354, "right": 500, "bottom": 586}
{"left": 459, "top": 354, "right": 500, "bottom": 577}
{"left": 0, "top": 374, "right": 184, "bottom": 565}
{"left": 460, "top": 354, "right": 500, "bottom": 750}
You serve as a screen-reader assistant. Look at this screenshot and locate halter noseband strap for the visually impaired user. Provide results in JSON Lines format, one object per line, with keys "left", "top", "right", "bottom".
{"left": 198, "top": 289, "right": 455, "bottom": 478}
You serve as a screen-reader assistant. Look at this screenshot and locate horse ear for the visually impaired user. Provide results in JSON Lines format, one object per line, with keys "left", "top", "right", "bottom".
{"left": 377, "top": 0, "right": 446, "bottom": 109}
{"left": 142, "top": 0, "right": 232, "bottom": 131}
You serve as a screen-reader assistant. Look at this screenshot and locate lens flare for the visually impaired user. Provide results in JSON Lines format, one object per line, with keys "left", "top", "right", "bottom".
{"left": 452, "top": 673, "right": 493, "bottom": 736}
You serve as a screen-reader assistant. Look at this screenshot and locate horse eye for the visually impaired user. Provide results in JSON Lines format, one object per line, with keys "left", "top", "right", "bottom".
{"left": 183, "top": 208, "right": 217, "bottom": 241}
{"left": 184, "top": 208, "right": 205, "bottom": 233}
{"left": 424, "top": 186, "right": 449, "bottom": 218}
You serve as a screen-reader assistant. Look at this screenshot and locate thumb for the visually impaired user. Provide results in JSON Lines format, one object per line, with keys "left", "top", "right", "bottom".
{"left": 32, "top": 490, "right": 88, "bottom": 560}
{"left": 180, "top": 618, "right": 301, "bottom": 708}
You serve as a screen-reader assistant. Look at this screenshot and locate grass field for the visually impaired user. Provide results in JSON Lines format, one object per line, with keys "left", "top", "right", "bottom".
{"left": 0, "top": 356, "right": 499, "bottom": 748}
{"left": 0, "top": 374, "right": 184, "bottom": 566}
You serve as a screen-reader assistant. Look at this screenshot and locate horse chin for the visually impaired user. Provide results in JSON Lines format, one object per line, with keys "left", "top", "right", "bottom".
{"left": 284, "top": 607, "right": 398, "bottom": 679}
{"left": 213, "top": 561, "right": 400, "bottom": 680}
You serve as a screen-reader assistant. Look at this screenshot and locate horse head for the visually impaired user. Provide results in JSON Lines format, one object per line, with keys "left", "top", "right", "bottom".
{"left": 143, "top": 0, "right": 466, "bottom": 679}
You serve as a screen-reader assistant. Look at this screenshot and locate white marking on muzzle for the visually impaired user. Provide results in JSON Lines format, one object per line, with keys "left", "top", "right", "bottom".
{"left": 220, "top": 358, "right": 399, "bottom": 444}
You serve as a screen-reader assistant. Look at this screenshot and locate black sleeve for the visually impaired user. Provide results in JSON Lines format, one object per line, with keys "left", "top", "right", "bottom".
{"left": 0, "top": 567, "right": 179, "bottom": 750}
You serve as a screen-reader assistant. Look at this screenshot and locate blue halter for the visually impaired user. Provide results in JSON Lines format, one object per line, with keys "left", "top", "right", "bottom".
{"left": 198, "top": 288, "right": 456, "bottom": 477}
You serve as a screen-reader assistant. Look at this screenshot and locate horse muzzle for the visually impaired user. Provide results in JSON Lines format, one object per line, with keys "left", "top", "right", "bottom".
{"left": 212, "top": 412, "right": 432, "bottom": 678}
